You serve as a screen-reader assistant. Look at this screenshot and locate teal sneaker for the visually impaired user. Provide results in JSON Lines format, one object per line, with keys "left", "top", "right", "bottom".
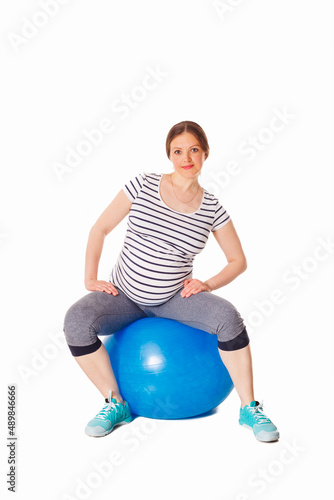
{"left": 85, "top": 391, "right": 132, "bottom": 437}
{"left": 239, "top": 400, "right": 279, "bottom": 442}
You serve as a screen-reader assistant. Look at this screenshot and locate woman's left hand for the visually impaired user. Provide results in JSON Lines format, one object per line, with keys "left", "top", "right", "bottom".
{"left": 180, "top": 279, "right": 211, "bottom": 298}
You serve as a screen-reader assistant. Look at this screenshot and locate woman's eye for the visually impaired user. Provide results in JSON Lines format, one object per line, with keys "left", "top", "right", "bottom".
{"left": 174, "top": 148, "right": 198, "bottom": 154}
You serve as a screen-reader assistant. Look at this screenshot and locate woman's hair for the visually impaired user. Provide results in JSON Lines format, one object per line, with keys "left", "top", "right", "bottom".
{"left": 165, "top": 121, "right": 210, "bottom": 160}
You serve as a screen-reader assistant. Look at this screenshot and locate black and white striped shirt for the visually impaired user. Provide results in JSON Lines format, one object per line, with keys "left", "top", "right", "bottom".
{"left": 109, "top": 172, "right": 230, "bottom": 305}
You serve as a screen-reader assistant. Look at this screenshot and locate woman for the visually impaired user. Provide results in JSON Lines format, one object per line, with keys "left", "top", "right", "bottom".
{"left": 63, "top": 120, "right": 279, "bottom": 442}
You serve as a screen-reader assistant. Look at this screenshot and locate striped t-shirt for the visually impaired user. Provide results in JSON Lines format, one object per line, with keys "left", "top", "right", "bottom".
{"left": 109, "top": 172, "right": 231, "bottom": 306}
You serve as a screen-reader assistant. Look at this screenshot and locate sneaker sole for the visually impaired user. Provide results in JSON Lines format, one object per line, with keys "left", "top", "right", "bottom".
{"left": 85, "top": 416, "right": 133, "bottom": 438}
{"left": 239, "top": 421, "right": 280, "bottom": 442}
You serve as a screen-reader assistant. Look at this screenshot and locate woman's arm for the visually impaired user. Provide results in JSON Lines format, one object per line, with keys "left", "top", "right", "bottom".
{"left": 84, "top": 189, "right": 132, "bottom": 294}
{"left": 181, "top": 220, "right": 247, "bottom": 297}
{"left": 204, "top": 219, "right": 247, "bottom": 291}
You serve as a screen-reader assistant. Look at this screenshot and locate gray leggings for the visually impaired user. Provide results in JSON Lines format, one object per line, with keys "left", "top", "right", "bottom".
{"left": 63, "top": 286, "right": 249, "bottom": 356}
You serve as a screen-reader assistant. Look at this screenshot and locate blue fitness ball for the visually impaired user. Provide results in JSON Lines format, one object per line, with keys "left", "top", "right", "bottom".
{"left": 103, "top": 317, "right": 233, "bottom": 419}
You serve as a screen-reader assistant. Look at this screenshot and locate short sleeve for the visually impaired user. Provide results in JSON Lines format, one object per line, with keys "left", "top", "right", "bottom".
{"left": 122, "top": 172, "right": 147, "bottom": 202}
{"left": 211, "top": 202, "right": 231, "bottom": 232}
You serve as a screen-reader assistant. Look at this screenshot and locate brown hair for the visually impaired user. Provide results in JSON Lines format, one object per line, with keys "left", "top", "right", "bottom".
{"left": 166, "top": 121, "right": 209, "bottom": 160}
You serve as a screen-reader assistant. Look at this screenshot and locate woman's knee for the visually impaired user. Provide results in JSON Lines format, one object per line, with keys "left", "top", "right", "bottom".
{"left": 218, "top": 327, "right": 250, "bottom": 351}
{"left": 213, "top": 298, "right": 248, "bottom": 348}
{"left": 63, "top": 293, "right": 99, "bottom": 347}
{"left": 63, "top": 301, "right": 79, "bottom": 338}
{"left": 212, "top": 297, "right": 244, "bottom": 332}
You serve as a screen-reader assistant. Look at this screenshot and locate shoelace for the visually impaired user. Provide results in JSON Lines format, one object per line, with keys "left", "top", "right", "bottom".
{"left": 249, "top": 400, "right": 272, "bottom": 424}
{"left": 95, "top": 401, "right": 118, "bottom": 420}
{"left": 94, "top": 390, "right": 122, "bottom": 421}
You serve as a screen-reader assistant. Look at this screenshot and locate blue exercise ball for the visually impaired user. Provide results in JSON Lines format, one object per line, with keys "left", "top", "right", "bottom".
{"left": 103, "top": 317, "right": 233, "bottom": 419}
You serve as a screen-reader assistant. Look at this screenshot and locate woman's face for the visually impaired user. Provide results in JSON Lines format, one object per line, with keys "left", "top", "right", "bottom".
{"left": 169, "top": 132, "right": 206, "bottom": 178}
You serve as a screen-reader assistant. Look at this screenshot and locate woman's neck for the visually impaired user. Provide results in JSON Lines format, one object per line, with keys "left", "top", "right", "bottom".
{"left": 169, "top": 171, "right": 200, "bottom": 193}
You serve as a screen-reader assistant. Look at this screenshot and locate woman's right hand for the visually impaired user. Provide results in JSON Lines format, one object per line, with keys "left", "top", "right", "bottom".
{"left": 85, "top": 279, "right": 119, "bottom": 296}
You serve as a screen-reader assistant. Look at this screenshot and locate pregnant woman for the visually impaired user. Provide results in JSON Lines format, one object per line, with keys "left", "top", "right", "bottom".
{"left": 63, "top": 120, "right": 279, "bottom": 442}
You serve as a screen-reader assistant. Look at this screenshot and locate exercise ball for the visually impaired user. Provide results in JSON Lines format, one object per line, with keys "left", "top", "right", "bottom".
{"left": 103, "top": 317, "right": 233, "bottom": 419}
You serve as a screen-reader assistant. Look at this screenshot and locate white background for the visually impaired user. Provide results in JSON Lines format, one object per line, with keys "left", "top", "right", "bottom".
{"left": 1, "top": 1, "right": 333, "bottom": 499}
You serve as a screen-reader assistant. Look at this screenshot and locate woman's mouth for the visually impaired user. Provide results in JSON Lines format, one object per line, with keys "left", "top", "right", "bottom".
{"left": 182, "top": 165, "right": 194, "bottom": 170}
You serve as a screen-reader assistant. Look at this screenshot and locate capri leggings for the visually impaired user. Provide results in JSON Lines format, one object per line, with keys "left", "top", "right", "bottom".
{"left": 63, "top": 286, "right": 249, "bottom": 356}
